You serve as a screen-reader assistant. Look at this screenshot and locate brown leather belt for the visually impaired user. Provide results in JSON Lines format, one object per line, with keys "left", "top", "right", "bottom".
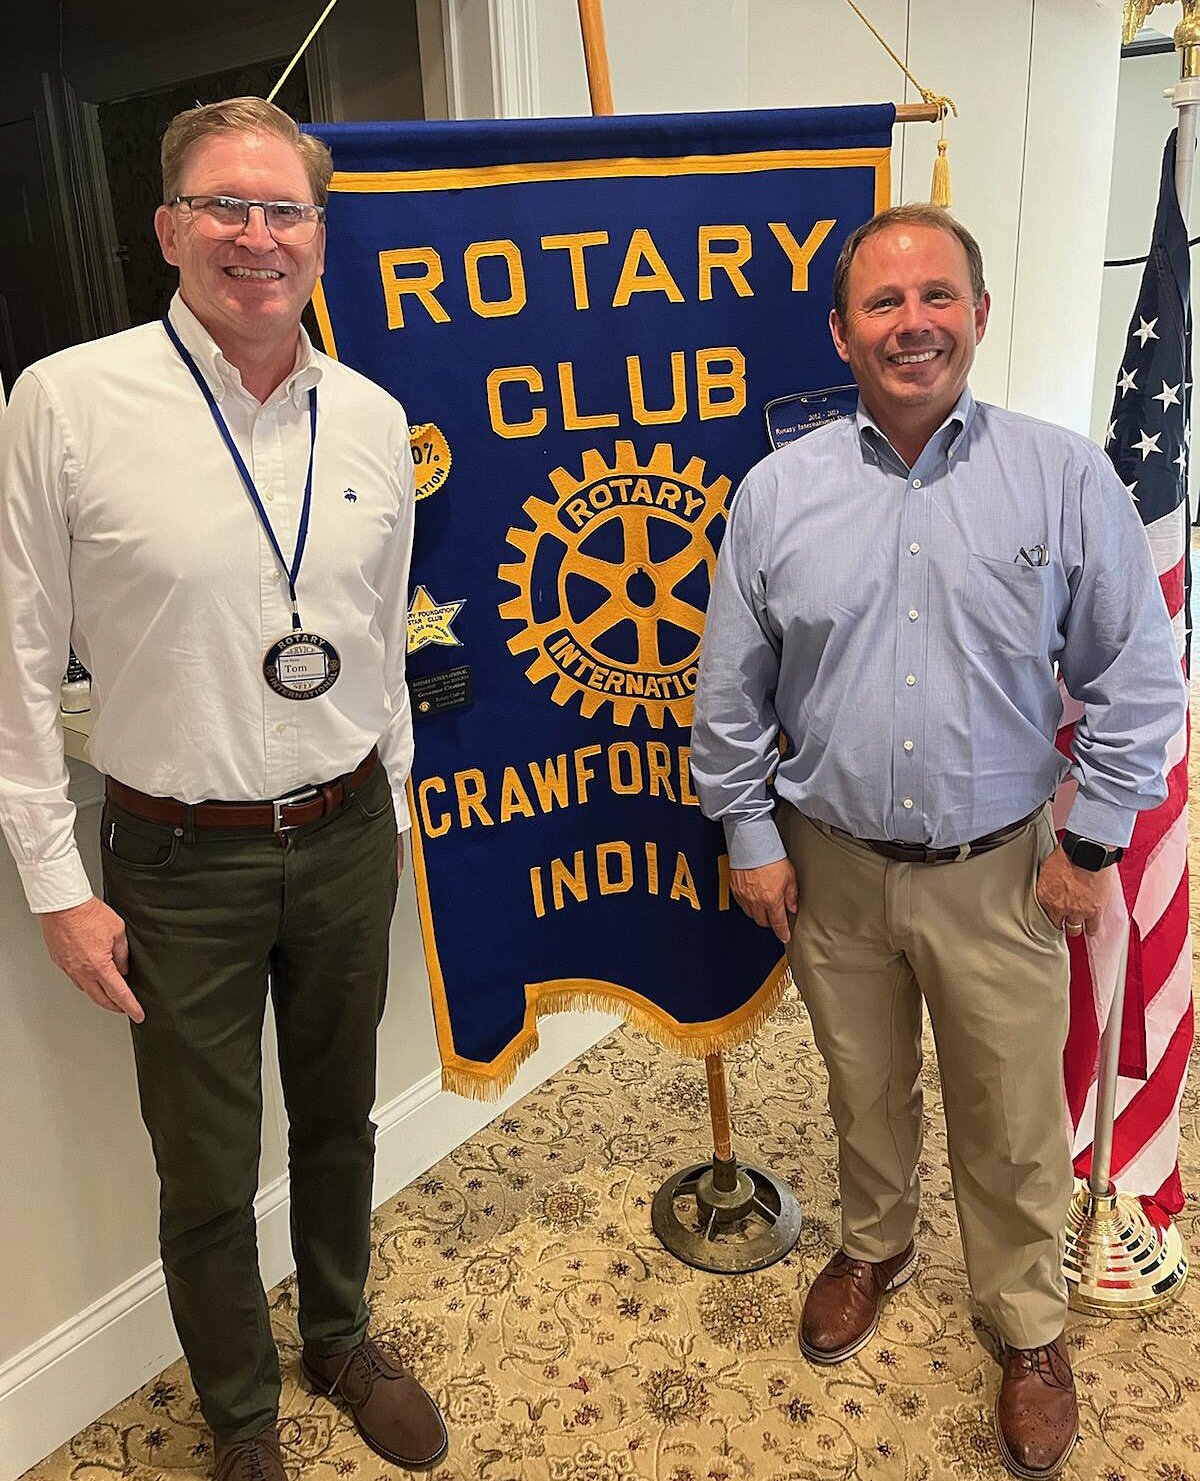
{"left": 106, "top": 748, "right": 379, "bottom": 836}
{"left": 828, "top": 804, "right": 1045, "bottom": 865}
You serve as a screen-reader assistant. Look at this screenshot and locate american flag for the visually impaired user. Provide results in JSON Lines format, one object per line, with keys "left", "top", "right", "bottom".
{"left": 1057, "top": 128, "right": 1193, "bottom": 1225}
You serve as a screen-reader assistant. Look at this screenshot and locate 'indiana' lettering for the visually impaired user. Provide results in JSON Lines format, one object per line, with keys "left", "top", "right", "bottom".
{"left": 528, "top": 840, "right": 730, "bottom": 917}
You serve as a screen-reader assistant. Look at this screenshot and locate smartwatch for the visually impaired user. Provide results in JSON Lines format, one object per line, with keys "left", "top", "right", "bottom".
{"left": 1061, "top": 832, "right": 1124, "bottom": 872}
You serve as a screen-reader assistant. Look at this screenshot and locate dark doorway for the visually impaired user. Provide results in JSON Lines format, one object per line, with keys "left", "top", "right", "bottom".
{"left": 99, "top": 59, "right": 311, "bottom": 327}
{"left": 1, "top": 1, "right": 426, "bottom": 396}
{"left": 0, "top": 115, "right": 75, "bottom": 385}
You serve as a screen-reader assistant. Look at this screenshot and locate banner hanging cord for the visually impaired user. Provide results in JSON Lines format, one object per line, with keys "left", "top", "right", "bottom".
{"left": 842, "top": 0, "right": 957, "bottom": 205}
{"left": 268, "top": 0, "right": 342, "bottom": 104}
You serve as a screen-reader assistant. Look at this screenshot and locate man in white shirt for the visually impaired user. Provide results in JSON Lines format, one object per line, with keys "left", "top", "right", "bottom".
{"left": 0, "top": 99, "right": 447, "bottom": 1478}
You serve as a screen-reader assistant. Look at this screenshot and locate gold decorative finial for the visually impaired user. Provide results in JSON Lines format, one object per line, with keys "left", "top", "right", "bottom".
{"left": 1124, "top": 1, "right": 1200, "bottom": 77}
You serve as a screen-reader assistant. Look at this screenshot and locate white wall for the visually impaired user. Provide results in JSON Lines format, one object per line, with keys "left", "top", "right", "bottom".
{"left": 4, "top": 1, "right": 1132, "bottom": 1474}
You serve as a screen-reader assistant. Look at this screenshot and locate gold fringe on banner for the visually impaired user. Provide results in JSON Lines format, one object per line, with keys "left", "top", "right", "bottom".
{"left": 437, "top": 965, "right": 795, "bottom": 1102}
{"left": 842, "top": 0, "right": 958, "bottom": 206}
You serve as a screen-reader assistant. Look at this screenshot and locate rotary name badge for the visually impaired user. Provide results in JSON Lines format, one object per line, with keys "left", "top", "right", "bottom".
{"left": 264, "top": 632, "right": 341, "bottom": 700}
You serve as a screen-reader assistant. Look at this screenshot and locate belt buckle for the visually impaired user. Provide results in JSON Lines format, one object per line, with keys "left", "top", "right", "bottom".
{"left": 272, "top": 784, "right": 321, "bottom": 836}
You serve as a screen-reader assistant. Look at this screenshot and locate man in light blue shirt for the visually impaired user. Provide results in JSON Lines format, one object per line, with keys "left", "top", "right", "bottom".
{"left": 691, "top": 205, "right": 1185, "bottom": 1481}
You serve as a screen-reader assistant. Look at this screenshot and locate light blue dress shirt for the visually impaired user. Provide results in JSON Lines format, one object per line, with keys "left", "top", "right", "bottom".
{"left": 690, "top": 388, "right": 1187, "bottom": 869}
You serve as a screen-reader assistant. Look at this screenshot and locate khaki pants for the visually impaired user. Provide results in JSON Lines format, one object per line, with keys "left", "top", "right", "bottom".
{"left": 778, "top": 802, "right": 1073, "bottom": 1348}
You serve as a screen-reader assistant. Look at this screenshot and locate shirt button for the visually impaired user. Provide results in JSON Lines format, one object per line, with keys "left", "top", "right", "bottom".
{"left": 902, "top": 797, "right": 914, "bottom": 809}
{"left": 905, "top": 673, "right": 916, "bottom": 687}
{"left": 909, "top": 542, "right": 920, "bottom": 555}
{"left": 903, "top": 739, "right": 914, "bottom": 752}
{"left": 908, "top": 609, "right": 919, "bottom": 621}
{"left": 911, "top": 478, "right": 923, "bottom": 489}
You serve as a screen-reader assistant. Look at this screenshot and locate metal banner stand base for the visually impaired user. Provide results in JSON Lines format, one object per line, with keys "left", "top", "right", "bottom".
{"left": 652, "top": 1154, "right": 802, "bottom": 1273}
{"left": 651, "top": 1053, "right": 802, "bottom": 1273}
{"left": 1063, "top": 1179, "right": 1188, "bottom": 1315}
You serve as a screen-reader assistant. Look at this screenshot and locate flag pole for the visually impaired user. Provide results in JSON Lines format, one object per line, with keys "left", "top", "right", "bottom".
{"left": 1170, "top": 2, "right": 1200, "bottom": 219}
{"left": 1062, "top": 923, "right": 1187, "bottom": 1313}
{"left": 1061, "top": 14, "right": 1194, "bottom": 1314}
{"left": 571, "top": 0, "right": 800, "bottom": 1273}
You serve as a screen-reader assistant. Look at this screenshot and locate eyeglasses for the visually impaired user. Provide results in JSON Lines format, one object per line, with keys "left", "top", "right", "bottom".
{"left": 172, "top": 194, "right": 325, "bottom": 244}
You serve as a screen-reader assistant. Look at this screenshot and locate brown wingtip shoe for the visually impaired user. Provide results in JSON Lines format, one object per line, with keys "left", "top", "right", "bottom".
{"left": 213, "top": 1425, "right": 285, "bottom": 1481}
{"left": 799, "top": 1241, "right": 917, "bottom": 1364}
{"left": 302, "top": 1336, "right": 449, "bottom": 1472}
{"left": 995, "top": 1334, "right": 1079, "bottom": 1479}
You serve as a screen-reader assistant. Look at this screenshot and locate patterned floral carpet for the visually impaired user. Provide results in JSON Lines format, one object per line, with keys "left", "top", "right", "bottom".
{"left": 22, "top": 987, "right": 1200, "bottom": 1481}
{"left": 22, "top": 711, "right": 1200, "bottom": 1481}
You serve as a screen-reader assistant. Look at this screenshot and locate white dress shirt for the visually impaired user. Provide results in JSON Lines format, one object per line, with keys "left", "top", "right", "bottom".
{"left": 0, "top": 294, "right": 415, "bottom": 913}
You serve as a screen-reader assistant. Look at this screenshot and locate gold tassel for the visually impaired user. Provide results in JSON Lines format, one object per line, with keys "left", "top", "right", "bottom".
{"left": 931, "top": 136, "right": 951, "bottom": 207}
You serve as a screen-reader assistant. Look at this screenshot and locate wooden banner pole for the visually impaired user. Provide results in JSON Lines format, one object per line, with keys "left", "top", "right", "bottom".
{"left": 577, "top": 0, "right": 615, "bottom": 116}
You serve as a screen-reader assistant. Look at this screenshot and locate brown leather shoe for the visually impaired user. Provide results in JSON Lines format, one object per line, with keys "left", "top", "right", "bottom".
{"left": 213, "top": 1425, "right": 284, "bottom": 1481}
{"left": 302, "top": 1336, "right": 448, "bottom": 1471}
{"left": 799, "top": 1241, "right": 916, "bottom": 1363}
{"left": 995, "top": 1335, "right": 1079, "bottom": 1479}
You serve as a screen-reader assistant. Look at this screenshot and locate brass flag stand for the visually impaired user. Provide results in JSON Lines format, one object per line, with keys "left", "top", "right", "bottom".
{"left": 1063, "top": 926, "right": 1188, "bottom": 1313}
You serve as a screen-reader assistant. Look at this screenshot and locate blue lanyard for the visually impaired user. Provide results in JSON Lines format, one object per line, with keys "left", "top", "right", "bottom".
{"left": 162, "top": 316, "right": 317, "bottom": 631}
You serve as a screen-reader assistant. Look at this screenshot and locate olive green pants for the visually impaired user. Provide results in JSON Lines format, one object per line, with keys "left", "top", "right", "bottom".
{"left": 778, "top": 802, "right": 1073, "bottom": 1349}
{"left": 100, "top": 762, "right": 398, "bottom": 1442}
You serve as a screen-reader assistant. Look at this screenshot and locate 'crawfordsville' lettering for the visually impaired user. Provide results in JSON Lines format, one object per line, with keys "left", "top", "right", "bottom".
{"left": 416, "top": 741, "right": 698, "bottom": 838}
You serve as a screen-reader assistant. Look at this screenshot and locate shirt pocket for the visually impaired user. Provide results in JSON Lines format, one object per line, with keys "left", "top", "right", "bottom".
{"left": 961, "top": 553, "right": 1051, "bottom": 658}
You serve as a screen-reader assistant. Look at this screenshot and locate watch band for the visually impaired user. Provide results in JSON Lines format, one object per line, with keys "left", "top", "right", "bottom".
{"left": 1062, "top": 831, "right": 1124, "bottom": 872}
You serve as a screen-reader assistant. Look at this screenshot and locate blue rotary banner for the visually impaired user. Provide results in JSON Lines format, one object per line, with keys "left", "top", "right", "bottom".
{"left": 310, "top": 106, "right": 893, "bottom": 1096}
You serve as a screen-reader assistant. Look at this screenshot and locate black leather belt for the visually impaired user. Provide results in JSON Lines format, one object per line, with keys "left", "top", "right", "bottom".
{"left": 829, "top": 804, "right": 1045, "bottom": 865}
{"left": 106, "top": 749, "right": 379, "bottom": 836}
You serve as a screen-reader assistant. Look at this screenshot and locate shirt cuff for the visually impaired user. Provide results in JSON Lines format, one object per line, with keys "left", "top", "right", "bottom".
{"left": 722, "top": 815, "right": 787, "bottom": 870}
{"left": 1063, "top": 795, "right": 1138, "bottom": 850}
{"left": 20, "top": 851, "right": 95, "bottom": 914}
{"left": 390, "top": 780, "right": 411, "bottom": 832}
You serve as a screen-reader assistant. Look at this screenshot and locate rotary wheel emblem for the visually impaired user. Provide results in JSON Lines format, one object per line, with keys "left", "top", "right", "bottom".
{"left": 499, "top": 441, "right": 731, "bottom": 727}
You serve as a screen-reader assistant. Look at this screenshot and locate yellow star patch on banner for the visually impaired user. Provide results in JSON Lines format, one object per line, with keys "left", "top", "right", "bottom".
{"left": 407, "top": 586, "right": 465, "bottom": 653}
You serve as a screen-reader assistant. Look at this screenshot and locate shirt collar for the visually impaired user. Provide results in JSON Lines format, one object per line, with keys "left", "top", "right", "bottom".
{"left": 166, "top": 292, "right": 323, "bottom": 407}
{"left": 854, "top": 385, "right": 978, "bottom": 467}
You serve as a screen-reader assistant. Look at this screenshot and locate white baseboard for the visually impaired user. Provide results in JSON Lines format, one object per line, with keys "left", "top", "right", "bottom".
{"left": 0, "top": 1011, "right": 617, "bottom": 1481}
